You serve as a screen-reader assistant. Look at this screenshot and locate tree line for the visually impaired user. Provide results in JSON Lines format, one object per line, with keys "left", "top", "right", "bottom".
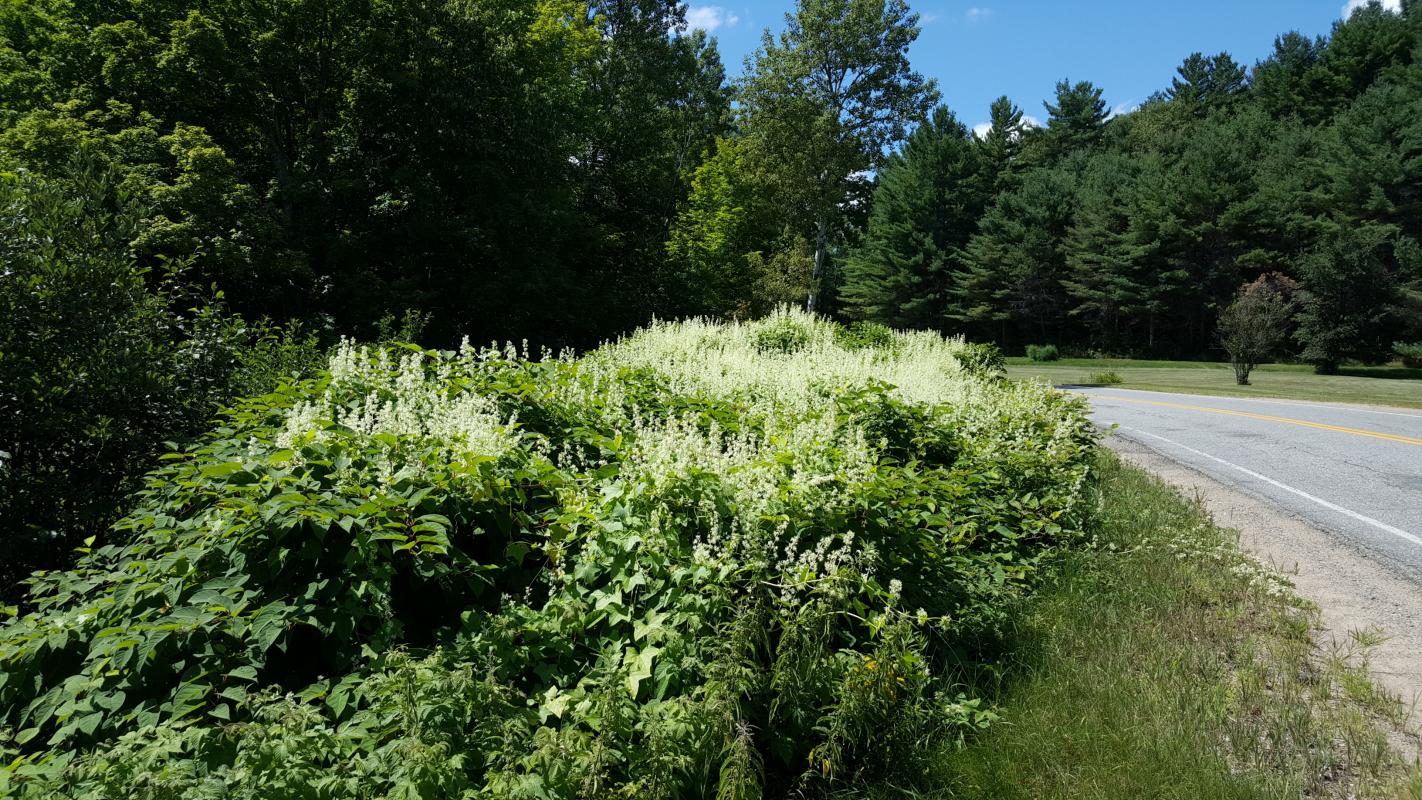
{"left": 825, "top": 3, "right": 1421, "bottom": 367}
{"left": 2, "top": 0, "right": 1420, "bottom": 587}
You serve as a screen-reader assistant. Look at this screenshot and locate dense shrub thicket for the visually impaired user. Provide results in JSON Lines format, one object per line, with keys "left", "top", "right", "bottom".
{"left": 0, "top": 311, "right": 1094, "bottom": 797}
{"left": 0, "top": 161, "right": 327, "bottom": 595}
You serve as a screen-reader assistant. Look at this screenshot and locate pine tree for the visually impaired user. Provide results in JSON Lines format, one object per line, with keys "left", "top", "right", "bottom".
{"left": 1063, "top": 154, "right": 1154, "bottom": 352}
{"left": 1250, "top": 32, "right": 1336, "bottom": 122}
{"left": 977, "top": 95, "right": 1027, "bottom": 194}
{"left": 1037, "top": 79, "right": 1108, "bottom": 162}
{"left": 1166, "top": 52, "right": 1248, "bottom": 114}
{"left": 953, "top": 167, "right": 1077, "bottom": 345}
{"left": 840, "top": 107, "right": 985, "bottom": 329}
{"left": 1295, "top": 226, "right": 1401, "bottom": 373}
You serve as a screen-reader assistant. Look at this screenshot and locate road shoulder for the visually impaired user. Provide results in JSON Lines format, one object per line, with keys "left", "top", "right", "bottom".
{"left": 1105, "top": 432, "right": 1422, "bottom": 707}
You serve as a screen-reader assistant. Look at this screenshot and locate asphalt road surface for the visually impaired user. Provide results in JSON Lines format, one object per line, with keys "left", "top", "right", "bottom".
{"left": 1078, "top": 387, "right": 1422, "bottom": 582}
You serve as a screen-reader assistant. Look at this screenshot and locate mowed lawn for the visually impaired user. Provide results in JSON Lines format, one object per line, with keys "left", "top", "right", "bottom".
{"left": 1005, "top": 358, "right": 1422, "bottom": 409}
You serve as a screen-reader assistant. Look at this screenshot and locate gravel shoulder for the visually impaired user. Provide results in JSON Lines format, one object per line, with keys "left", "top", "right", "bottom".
{"left": 1105, "top": 432, "right": 1422, "bottom": 707}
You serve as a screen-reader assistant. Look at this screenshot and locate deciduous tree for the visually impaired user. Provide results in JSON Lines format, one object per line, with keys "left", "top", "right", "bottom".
{"left": 738, "top": 0, "right": 938, "bottom": 311}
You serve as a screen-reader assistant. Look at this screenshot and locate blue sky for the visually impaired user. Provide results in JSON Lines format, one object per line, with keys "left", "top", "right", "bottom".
{"left": 686, "top": 0, "right": 1400, "bottom": 134}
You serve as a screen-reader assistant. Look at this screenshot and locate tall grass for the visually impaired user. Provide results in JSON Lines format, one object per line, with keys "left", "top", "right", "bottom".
{"left": 937, "top": 453, "right": 1421, "bottom": 799}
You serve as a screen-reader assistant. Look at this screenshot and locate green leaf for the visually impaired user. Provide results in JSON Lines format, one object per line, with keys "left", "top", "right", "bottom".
{"left": 624, "top": 645, "right": 660, "bottom": 698}
{"left": 200, "top": 462, "right": 246, "bottom": 478}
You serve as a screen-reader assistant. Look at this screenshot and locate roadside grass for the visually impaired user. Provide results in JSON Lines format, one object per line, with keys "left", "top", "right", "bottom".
{"left": 935, "top": 452, "right": 1422, "bottom": 800}
{"left": 1004, "top": 359, "right": 1422, "bottom": 408}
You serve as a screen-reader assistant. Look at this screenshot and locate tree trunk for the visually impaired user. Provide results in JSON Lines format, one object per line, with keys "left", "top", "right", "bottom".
{"left": 1233, "top": 360, "right": 1251, "bottom": 385}
{"left": 808, "top": 216, "right": 828, "bottom": 313}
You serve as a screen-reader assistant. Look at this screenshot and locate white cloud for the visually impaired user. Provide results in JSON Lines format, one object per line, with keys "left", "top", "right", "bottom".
{"left": 1342, "top": 0, "right": 1400, "bottom": 16}
{"left": 1108, "top": 101, "right": 1139, "bottom": 119}
{"left": 965, "top": 7, "right": 993, "bottom": 21}
{"left": 921, "top": 12, "right": 941, "bottom": 24}
{"left": 686, "top": 5, "right": 740, "bottom": 32}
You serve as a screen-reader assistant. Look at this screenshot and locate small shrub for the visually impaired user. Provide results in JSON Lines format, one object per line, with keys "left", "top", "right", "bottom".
{"left": 1026, "top": 344, "right": 1060, "bottom": 362}
{"left": 1394, "top": 342, "right": 1422, "bottom": 369}
{"left": 752, "top": 312, "right": 812, "bottom": 354}
{"left": 1218, "top": 275, "right": 1295, "bottom": 385}
{"left": 373, "top": 308, "right": 431, "bottom": 345}
{"left": 1088, "top": 371, "right": 1123, "bottom": 385}
{"left": 835, "top": 321, "right": 898, "bottom": 351}
{"left": 954, "top": 342, "right": 1006, "bottom": 379}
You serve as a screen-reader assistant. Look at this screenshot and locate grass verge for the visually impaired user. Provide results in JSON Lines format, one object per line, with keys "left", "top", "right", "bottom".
{"left": 935, "top": 451, "right": 1422, "bottom": 799}
{"left": 1005, "top": 360, "right": 1422, "bottom": 409}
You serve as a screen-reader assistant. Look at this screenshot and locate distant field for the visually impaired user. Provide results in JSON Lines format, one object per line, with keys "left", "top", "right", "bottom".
{"left": 1005, "top": 358, "right": 1422, "bottom": 409}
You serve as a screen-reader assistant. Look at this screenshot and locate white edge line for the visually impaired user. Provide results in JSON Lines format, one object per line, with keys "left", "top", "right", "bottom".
{"left": 1088, "top": 387, "right": 1422, "bottom": 420}
{"left": 1119, "top": 425, "right": 1422, "bottom": 547}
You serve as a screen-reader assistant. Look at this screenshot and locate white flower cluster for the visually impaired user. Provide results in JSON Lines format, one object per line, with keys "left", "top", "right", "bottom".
{"left": 563, "top": 309, "right": 1089, "bottom": 603}
{"left": 582, "top": 308, "right": 981, "bottom": 411}
{"left": 276, "top": 340, "right": 519, "bottom": 464}
{"left": 268, "top": 310, "right": 1091, "bottom": 609}
{"left": 1128, "top": 521, "right": 1296, "bottom": 600}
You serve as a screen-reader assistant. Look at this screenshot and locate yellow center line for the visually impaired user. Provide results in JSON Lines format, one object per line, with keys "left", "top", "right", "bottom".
{"left": 1096, "top": 395, "right": 1422, "bottom": 448}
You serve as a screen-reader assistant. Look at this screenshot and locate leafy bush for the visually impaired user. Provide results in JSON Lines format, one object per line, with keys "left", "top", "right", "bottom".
{"left": 1217, "top": 276, "right": 1295, "bottom": 385}
{"left": 954, "top": 342, "right": 1006, "bottom": 379}
{"left": 1395, "top": 342, "right": 1422, "bottom": 369}
{"left": 1026, "top": 344, "right": 1060, "bottom": 362}
{"left": 1087, "top": 371, "right": 1124, "bottom": 385}
{"left": 0, "top": 310, "right": 1095, "bottom": 797}
{"left": 834, "top": 320, "right": 898, "bottom": 351}
{"left": 751, "top": 308, "right": 813, "bottom": 354}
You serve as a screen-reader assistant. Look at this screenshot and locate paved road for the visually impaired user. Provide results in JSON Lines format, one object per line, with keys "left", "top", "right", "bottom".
{"left": 1077, "top": 387, "right": 1422, "bottom": 581}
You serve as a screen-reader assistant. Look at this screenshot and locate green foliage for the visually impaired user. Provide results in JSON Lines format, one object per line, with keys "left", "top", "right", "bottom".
{"left": 834, "top": 321, "right": 898, "bottom": 351}
{"left": 1026, "top": 344, "right": 1060, "bottom": 362}
{"left": 0, "top": 311, "right": 1095, "bottom": 797}
{"left": 977, "top": 96, "right": 1028, "bottom": 195}
{"left": 853, "top": 3, "right": 1422, "bottom": 368}
{"left": 1036, "top": 79, "right": 1109, "bottom": 163}
{"left": 1164, "top": 52, "right": 1248, "bottom": 115}
{"left": 751, "top": 310, "right": 813, "bottom": 354}
{"left": 1295, "top": 227, "right": 1401, "bottom": 373}
{"left": 839, "top": 106, "right": 987, "bottom": 330}
{"left": 955, "top": 166, "right": 1077, "bottom": 343}
{"left": 0, "top": 161, "right": 325, "bottom": 592}
{"left": 1395, "top": 341, "right": 1422, "bottom": 368}
{"left": 738, "top": 0, "right": 939, "bottom": 310}
{"left": 0, "top": 0, "right": 729, "bottom": 347}
{"left": 1087, "top": 371, "right": 1124, "bottom": 385}
{"left": 953, "top": 342, "right": 1007, "bottom": 379}
{"left": 666, "top": 138, "right": 801, "bottom": 318}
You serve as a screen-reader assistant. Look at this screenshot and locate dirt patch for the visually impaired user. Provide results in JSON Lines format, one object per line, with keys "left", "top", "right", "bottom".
{"left": 1105, "top": 434, "right": 1422, "bottom": 714}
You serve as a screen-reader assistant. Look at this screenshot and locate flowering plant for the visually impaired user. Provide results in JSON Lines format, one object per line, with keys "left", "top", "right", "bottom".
{"left": 0, "top": 309, "right": 1095, "bottom": 797}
